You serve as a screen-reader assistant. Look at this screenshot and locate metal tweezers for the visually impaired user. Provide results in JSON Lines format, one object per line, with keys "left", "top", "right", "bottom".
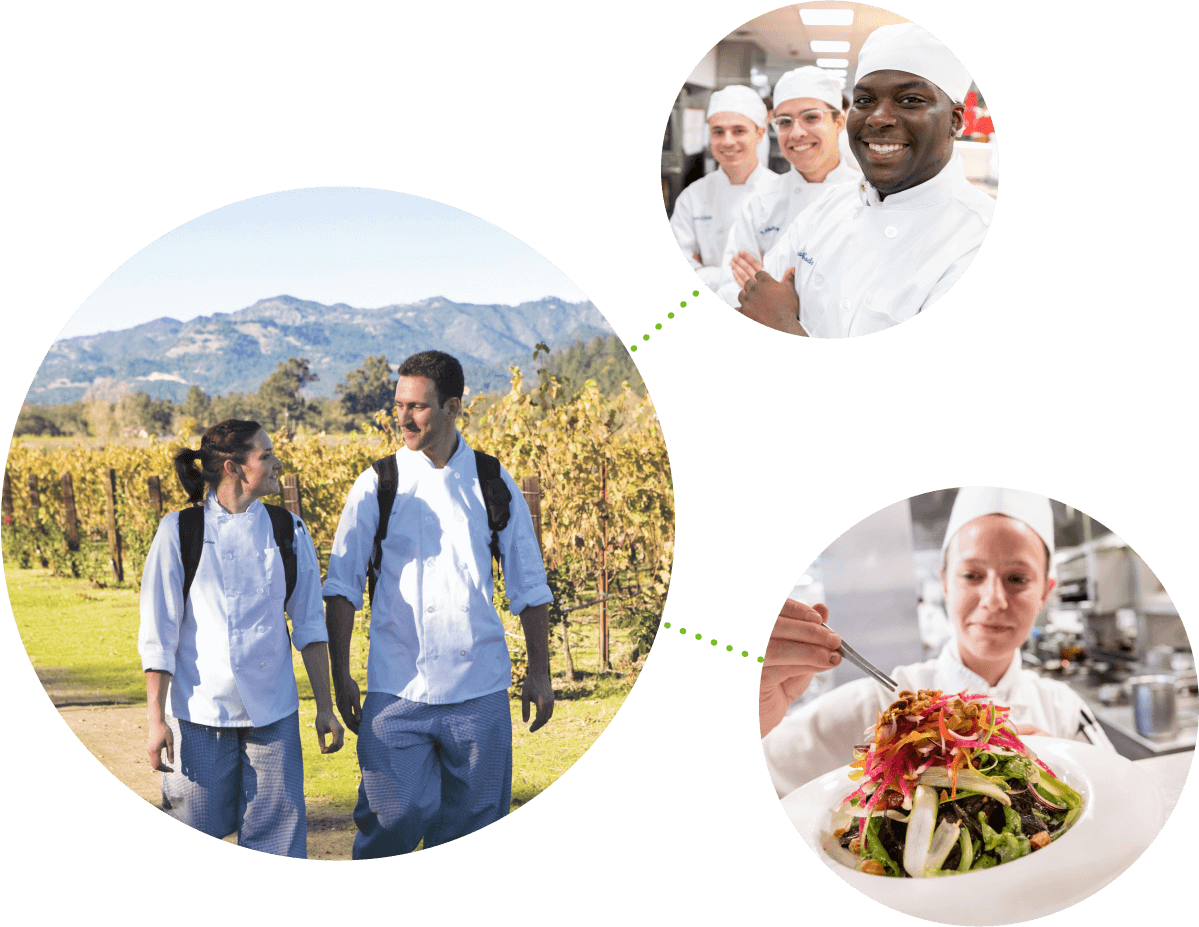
{"left": 836, "top": 638, "right": 898, "bottom": 693}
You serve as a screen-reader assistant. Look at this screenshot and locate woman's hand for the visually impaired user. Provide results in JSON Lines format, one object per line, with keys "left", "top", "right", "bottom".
{"left": 760, "top": 600, "right": 842, "bottom": 738}
{"left": 315, "top": 709, "right": 345, "bottom": 753}
{"left": 147, "top": 718, "right": 174, "bottom": 771}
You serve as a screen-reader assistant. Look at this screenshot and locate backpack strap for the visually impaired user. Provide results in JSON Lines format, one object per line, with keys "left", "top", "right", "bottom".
{"left": 263, "top": 503, "right": 298, "bottom": 608}
{"left": 178, "top": 504, "right": 298, "bottom": 629}
{"left": 178, "top": 506, "right": 205, "bottom": 603}
{"left": 474, "top": 449, "right": 511, "bottom": 563}
{"left": 368, "top": 454, "right": 399, "bottom": 606}
{"left": 365, "top": 451, "right": 511, "bottom": 603}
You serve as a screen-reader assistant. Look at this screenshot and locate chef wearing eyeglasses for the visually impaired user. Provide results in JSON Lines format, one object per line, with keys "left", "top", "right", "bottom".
{"left": 760, "top": 488, "right": 1114, "bottom": 797}
{"left": 714, "top": 67, "right": 859, "bottom": 308}
{"left": 737, "top": 23, "right": 995, "bottom": 338}
{"left": 669, "top": 85, "right": 773, "bottom": 289}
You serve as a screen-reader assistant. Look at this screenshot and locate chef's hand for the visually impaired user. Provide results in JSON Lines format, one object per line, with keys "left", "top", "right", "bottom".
{"left": 1015, "top": 724, "right": 1051, "bottom": 738}
{"left": 730, "top": 250, "right": 764, "bottom": 289}
{"left": 316, "top": 708, "right": 345, "bottom": 754}
{"left": 147, "top": 718, "right": 174, "bottom": 772}
{"left": 737, "top": 267, "right": 808, "bottom": 336}
{"left": 333, "top": 673, "right": 362, "bottom": 735}
{"left": 692, "top": 251, "right": 702, "bottom": 264}
{"left": 522, "top": 672, "right": 554, "bottom": 733}
{"left": 760, "top": 600, "right": 842, "bottom": 738}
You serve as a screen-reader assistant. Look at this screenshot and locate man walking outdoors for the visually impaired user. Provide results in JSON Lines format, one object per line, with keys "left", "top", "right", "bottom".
{"left": 322, "top": 350, "right": 553, "bottom": 858}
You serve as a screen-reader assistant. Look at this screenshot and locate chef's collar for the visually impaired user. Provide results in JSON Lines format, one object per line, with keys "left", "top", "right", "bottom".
{"left": 208, "top": 489, "right": 264, "bottom": 519}
{"left": 857, "top": 153, "right": 967, "bottom": 209}
{"left": 403, "top": 429, "right": 467, "bottom": 469}
{"left": 714, "top": 161, "right": 766, "bottom": 186}
{"left": 936, "top": 641, "right": 1023, "bottom": 696}
{"left": 786, "top": 159, "right": 857, "bottom": 187}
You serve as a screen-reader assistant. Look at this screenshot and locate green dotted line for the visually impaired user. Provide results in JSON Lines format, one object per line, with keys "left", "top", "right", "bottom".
{"left": 630, "top": 290, "right": 697, "bottom": 352}
{"left": 662, "top": 621, "right": 763, "bottom": 661}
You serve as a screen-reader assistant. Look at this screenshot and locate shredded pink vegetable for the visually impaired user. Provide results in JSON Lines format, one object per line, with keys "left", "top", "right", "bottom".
{"left": 844, "top": 689, "right": 1031, "bottom": 807}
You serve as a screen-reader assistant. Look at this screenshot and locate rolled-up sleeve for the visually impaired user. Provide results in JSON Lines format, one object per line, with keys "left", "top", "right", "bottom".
{"left": 321, "top": 466, "right": 381, "bottom": 611}
{"left": 286, "top": 515, "right": 329, "bottom": 651}
{"left": 496, "top": 468, "right": 552, "bottom": 615}
{"left": 138, "top": 513, "right": 184, "bottom": 675}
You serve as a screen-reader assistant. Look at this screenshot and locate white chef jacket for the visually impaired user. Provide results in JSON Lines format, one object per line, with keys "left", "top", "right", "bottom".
{"left": 714, "top": 159, "right": 860, "bottom": 307}
{"left": 762, "top": 642, "right": 1115, "bottom": 798}
{"left": 670, "top": 162, "right": 774, "bottom": 288}
{"left": 760, "top": 154, "right": 994, "bottom": 338}
{"left": 321, "top": 433, "right": 552, "bottom": 705}
{"left": 138, "top": 493, "right": 327, "bottom": 728}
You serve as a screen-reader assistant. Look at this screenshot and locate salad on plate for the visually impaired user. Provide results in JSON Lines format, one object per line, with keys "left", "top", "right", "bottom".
{"left": 828, "top": 688, "right": 1084, "bottom": 878}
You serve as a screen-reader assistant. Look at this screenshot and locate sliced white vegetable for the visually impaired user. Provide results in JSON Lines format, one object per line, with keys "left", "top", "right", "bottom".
{"left": 903, "top": 785, "right": 938, "bottom": 878}
{"left": 923, "top": 819, "right": 962, "bottom": 876}
{"left": 917, "top": 767, "right": 1011, "bottom": 806}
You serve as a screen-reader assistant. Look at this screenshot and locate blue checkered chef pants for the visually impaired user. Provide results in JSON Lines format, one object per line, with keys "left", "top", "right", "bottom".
{"left": 161, "top": 711, "right": 307, "bottom": 857}
{"left": 352, "top": 689, "right": 512, "bottom": 859}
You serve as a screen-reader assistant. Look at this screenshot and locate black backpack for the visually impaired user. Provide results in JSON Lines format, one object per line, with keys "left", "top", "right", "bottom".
{"left": 367, "top": 450, "right": 511, "bottom": 605}
{"left": 179, "top": 503, "right": 298, "bottom": 608}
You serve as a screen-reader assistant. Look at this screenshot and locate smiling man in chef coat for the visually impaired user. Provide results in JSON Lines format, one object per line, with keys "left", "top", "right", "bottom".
{"left": 714, "top": 67, "right": 859, "bottom": 308}
{"left": 669, "top": 85, "right": 773, "bottom": 289}
{"left": 737, "top": 22, "right": 995, "bottom": 338}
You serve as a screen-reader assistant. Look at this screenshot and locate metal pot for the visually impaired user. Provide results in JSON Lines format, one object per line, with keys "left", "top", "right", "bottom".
{"left": 1126, "top": 674, "right": 1179, "bottom": 740}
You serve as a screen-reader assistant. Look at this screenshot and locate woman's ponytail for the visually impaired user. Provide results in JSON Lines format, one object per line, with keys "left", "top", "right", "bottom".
{"left": 173, "top": 447, "right": 208, "bottom": 504}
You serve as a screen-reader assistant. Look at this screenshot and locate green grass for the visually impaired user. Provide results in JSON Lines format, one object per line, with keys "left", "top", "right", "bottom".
{"left": 5, "top": 561, "right": 640, "bottom": 818}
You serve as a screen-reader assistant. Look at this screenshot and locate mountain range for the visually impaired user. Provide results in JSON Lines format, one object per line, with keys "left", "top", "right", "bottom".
{"left": 29, "top": 295, "right": 611, "bottom": 404}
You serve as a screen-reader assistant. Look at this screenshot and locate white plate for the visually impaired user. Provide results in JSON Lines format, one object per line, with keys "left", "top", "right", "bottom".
{"left": 780, "top": 738, "right": 1167, "bottom": 925}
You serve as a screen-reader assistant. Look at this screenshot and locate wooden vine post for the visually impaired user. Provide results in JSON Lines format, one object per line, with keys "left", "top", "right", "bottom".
{"left": 27, "top": 474, "right": 39, "bottom": 510}
{"left": 2, "top": 473, "right": 12, "bottom": 522}
{"left": 147, "top": 475, "right": 163, "bottom": 517}
{"left": 282, "top": 474, "right": 303, "bottom": 519}
{"left": 104, "top": 468, "right": 123, "bottom": 582}
{"left": 598, "top": 461, "right": 610, "bottom": 671}
{"left": 61, "top": 472, "right": 80, "bottom": 551}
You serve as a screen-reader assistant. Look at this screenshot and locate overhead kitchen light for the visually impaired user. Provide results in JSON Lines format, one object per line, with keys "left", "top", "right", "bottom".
{"left": 810, "top": 40, "right": 851, "bottom": 53}
{"left": 796, "top": 8, "right": 853, "bottom": 25}
{"left": 816, "top": 58, "right": 849, "bottom": 68}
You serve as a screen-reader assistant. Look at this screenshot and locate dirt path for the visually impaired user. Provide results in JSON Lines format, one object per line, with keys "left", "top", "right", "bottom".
{"left": 42, "top": 668, "right": 356, "bottom": 859}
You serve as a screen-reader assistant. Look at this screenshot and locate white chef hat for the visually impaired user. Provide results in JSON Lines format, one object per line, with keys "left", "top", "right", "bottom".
{"left": 854, "top": 22, "right": 973, "bottom": 104}
{"left": 773, "top": 66, "right": 843, "bottom": 111}
{"left": 706, "top": 85, "right": 768, "bottom": 127}
{"left": 941, "top": 486, "right": 1055, "bottom": 561}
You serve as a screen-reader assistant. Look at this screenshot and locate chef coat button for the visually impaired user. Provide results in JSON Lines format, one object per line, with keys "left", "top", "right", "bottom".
{"left": 427, "top": 605, "right": 435, "bottom": 613}
{"left": 884, "top": 225, "right": 898, "bottom": 238}
{"left": 253, "top": 551, "right": 259, "bottom": 558}
{"left": 864, "top": 292, "right": 874, "bottom": 306}
{"left": 256, "top": 587, "right": 264, "bottom": 594}
{"left": 259, "top": 662, "right": 265, "bottom": 668}
{"left": 793, "top": 186, "right": 801, "bottom": 193}
{"left": 460, "top": 562, "right": 468, "bottom": 570}
{"left": 460, "top": 606, "right": 468, "bottom": 613}
{"left": 460, "top": 650, "right": 466, "bottom": 657}
{"left": 813, "top": 274, "right": 824, "bottom": 287}
{"left": 259, "top": 627, "right": 265, "bottom": 633}
{"left": 454, "top": 472, "right": 460, "bottom": 479}
{"left": 840, "top": 298, "right": 851, "bottom": 311}
{"left": 852, "top": 208, "right": 862, "bottom": 219}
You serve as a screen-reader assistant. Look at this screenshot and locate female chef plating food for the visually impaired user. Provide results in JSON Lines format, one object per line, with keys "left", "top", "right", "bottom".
{"left": 760, "top": 487, "right": 1114, "bottom": 797}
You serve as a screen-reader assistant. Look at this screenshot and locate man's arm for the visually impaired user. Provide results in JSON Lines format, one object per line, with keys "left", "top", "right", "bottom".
{"left": 518, "top": 602, "right": 553, "bottom": 732}
{"left": 324, "top": 595, "right": 362, "bottom": 734}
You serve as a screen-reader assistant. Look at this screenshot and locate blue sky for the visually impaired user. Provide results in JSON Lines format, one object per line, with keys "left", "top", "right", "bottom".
{"left": 60, "top": 187, "right": 589, "bottom": 339}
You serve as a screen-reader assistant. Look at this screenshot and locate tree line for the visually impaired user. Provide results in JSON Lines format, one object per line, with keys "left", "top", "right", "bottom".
{"left": 17, "top": 335, "right": 644, "bottom": 440}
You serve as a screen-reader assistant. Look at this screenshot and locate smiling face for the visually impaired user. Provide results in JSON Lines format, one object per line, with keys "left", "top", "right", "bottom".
{"left": 774, "top": 96, "right": 844, "bottom": 181}
{"left": 847, "top": 69, "right": 964, "bottom": 197}
{"left": 708, "top": 112, "right": 763, "bottom": 172}
{"left": 394, "top": 374, "right": 460, "bottom": 459}
{"left": 942, "top": 514, "right": 1055, "bottom": 681}
{"left": 234, "top": 429, "right": 282, "bottom": 501}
